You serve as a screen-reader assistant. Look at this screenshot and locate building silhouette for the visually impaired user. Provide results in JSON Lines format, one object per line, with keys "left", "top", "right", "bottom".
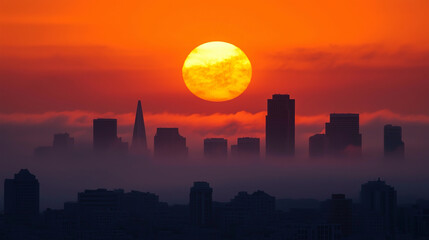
{"left": 93, "top": 118, "right": 118, "bottom": 151}
{"left": 34, "top": 132, "right": 75, "bottom": 157}
{"left": 326, "top": 113, "right": 362, "bottom": 155}
{"left": 231, "top": 137, "right": 260, "bottom": 158}
{"left": 360, "top": 178, "right": 397, "bottom": 237}
{"left": 223, "top": 190, "right": 276, "bottom": 229}
{"left": 309, "top": 113, "right": 362, "bottom": 157}
{"left": 322, "top": 194, "right": 353, "bottom": 237}
{"left": 154, "top": 128, "right": 188, "bottom": 158}
{"left": 189, "top": 182, "right": 213, "bottom": 227}
{"left": 265, "top": 94, "right": 295, "bottom": 157}
{"left": 309, "top": 134, "right": 327, "bottom": 157}
{"left": 384, "top": 124, "right": 404, "bottom": 158}
{"left": 93, "top": 118, "right": 128, "bottom": 154}
{"left": 53, "top": 133, "right": 74, "bottom": 153}
{"left": 131, "top": 100, "right": 148, "bottom": 154}
{"left": 204, "top": 138, "right": 227, "bottom": 159}
{"left": 4, "top": 169, "right": 39, "bottom": 224}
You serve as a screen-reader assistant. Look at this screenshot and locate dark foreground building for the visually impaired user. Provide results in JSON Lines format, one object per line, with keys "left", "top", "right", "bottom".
{"left": 190, "top": 182, "right": 213, "bottom": 227}
{"left": 265, "top": 94, "right": 295, "bottom": 157}
{"left": 4, "top": 169, "right": 39, "bottom": 225}
{"left": 360, "top": 178, "right": 397, "bottom": 238}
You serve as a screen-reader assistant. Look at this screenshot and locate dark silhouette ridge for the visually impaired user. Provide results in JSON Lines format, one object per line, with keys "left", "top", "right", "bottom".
{"left": 131, "top": 100, "right": 148, "bottom": 155}
{"left": 1, "top": 169, "right": 429, "bottom": 239}
{"left": 266, "top": 94, "right": 295, "bottom": 157}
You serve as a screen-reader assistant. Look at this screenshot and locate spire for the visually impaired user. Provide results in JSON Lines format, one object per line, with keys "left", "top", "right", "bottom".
{"left": 131, "top": 100, "right": 147, "bottom": 154}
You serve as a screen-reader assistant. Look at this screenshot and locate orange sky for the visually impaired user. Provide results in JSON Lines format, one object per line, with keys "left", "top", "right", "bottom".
{"left": 1, "top": 0, "right": 429, "bottom": 116}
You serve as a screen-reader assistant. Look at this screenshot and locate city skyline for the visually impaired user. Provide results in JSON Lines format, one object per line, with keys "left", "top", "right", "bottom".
{"left": 28, "top": 98, "right": 410, "bottom": 158}
{"left": 1, "top": 1, "right": 429, "bottom": 239}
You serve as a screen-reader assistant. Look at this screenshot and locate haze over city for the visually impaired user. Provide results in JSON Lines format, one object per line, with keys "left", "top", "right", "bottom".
{"left": 1, "top": 1, "right": 429, "bottom": 239}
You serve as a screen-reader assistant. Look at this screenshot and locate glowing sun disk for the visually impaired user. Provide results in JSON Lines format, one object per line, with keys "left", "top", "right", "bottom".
{"left": 182, "top": 41, "right": 252, "bottom": 102}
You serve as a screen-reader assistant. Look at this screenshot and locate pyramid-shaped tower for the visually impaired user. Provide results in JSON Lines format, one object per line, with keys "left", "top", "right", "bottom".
{"left": 131, "top": 100, "right": 147, "bottom": 154}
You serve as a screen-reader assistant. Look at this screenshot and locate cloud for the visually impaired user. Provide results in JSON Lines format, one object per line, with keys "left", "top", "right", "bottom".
{"left": 261, "top": 45, "right": 429, "bottom": 71}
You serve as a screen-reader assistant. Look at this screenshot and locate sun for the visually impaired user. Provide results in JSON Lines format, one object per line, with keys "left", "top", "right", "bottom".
{"left": 182, "top": 41, "right": 252, "bottom": 102}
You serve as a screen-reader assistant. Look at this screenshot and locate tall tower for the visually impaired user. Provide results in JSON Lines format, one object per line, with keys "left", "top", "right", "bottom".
{"left": 4, "top": 169, "right": 40, "bottom": 224}
{"left": 384, "top": 124, "right": 404, "bottom": 158}
{"left": 265, "top": 94, "right": 295, "bottom": 157}
{"left": 131, "top": 100, "right": 147, "bottom": 154}
{"left": 325, "top": 113, "right": 362, "bottom": 155}
{"left": 93, "top": 118, "right": 117, "bottom": 152}
{"left": 189, "top": 182, "right": 213, "bottom": 226}
{"left": 360, "top": 178, "right": 397, "bottom": 237}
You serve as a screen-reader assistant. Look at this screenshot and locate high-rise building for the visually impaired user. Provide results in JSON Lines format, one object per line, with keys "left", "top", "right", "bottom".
{"left": 230, "top": 144, "right": 238, "bottom": 157}
{"left": 322, "top": 194, "right": 353, "bottom": 237}
{"left": 154, "top": 128, "right": 188, "bottom": 158}
{"left": 309, "top": 113, "right": 362, "bottom": 157}
{"left": 131, "top": 100, "right": 147, "bottom": 154}
{"left": 266, "top": 94, "right": 295, "bottom": 157}
{"left": 34, "top": 132, "right": 75, "bottom": 157}
{"left": 204, "top": 138, "right": 227, "bottom": 159}
{"left": 93, "top": 118, "right": 128, "bottom": 154}
{"left": 326, "top": 113, "right": 362, "bottom": 155}
{"left": 360, "top": 178, "right": 397, "bottom": 236}
{"left": 309, "top": 134, "right": 327, "bottom": 157}
{"left": 93, "top": 118, "right": 118, "bottom": 151}
{"left": 53, "top": 133, "right": 74, "bottom": 152}
{"left": 224, "top": 190, "right": 276, "bottom": 227}
{"left": 189, "top": 182, "right": 213, "bottom": 226}
{"left": 4, "top": 169, "right": 40, "bottom": 224}
{"left": 235, "top": 137, "right": 260, "bottom": 157}
{"left": 384, "top": 124, "right": 404, "bottom": 158}
{"left": 78, "top": 189, "right": 125, "bottom": 238}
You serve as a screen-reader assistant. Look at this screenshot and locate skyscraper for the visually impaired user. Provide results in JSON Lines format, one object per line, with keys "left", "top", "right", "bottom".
{"left": 235, "top": 137, "right": 260, "bottom": 157}
{"left": 384, "top": 124, "right": 404, "bottom": 158}
{"left": 93, "top": 118, "right": 128, "bottom": 154}
{"left": 4, "top": 169, "right": 40, "bottom": 224}
{"left": 93, "top": 118, "right": 118, "bottom": 151}
{"left": 204, "top": 138, "right": 227, "bottom": 159}
{"left": 53, "top": 132, "right": 74, "bottom": 153}
{"left": 309, "top": 134, "right": 327, "bottom": 157}
{"left": 131, "top": 100, "right": 148, "bottom": 154}
{"left": 154, "top": 128, "right": 188, "bottom": 158}
{"left": 325, "top": 113, "right": 362, "bottom": 155}
{"left": 308, "top": 114, "right": 362, "bottom": 157}
{"left": 189, "top": 182, "right": 213, "bottom": 227}
{"left": 322, "top": 194, "right": 353, "bottom": 237}
{"left": 265, "top": 94, "right": 295, "bottom": 157}
{"left": 361, "top": 178, "right": 397, "bottom": 237}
